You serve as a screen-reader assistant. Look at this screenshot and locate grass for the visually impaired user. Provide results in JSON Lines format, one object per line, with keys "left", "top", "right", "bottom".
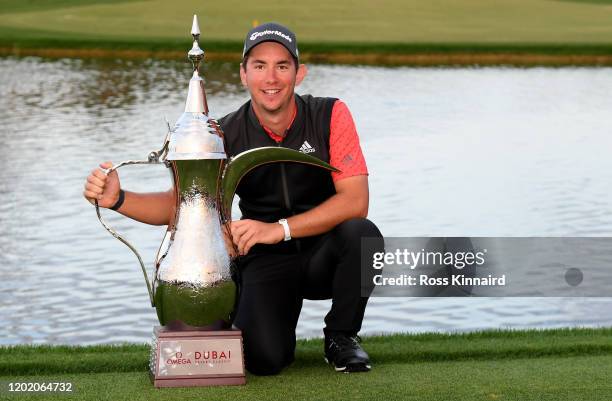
{"left": 1, "top": 328, "right": 612, "bottom": 400}
{"left": 2, "top": 0, "right": 612, "bottom": 64}
{"left": 3, "top": 0, "right": 612, "bottom": 44}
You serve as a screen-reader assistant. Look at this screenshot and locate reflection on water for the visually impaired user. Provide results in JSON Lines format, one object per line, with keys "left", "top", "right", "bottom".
{"left": 1, "top": 57, "right": 611, "bottom": 344}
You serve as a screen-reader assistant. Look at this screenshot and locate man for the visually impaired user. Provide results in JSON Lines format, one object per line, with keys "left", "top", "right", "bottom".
{"left": 83, "top": 22, "right": 383, "bottom": 375}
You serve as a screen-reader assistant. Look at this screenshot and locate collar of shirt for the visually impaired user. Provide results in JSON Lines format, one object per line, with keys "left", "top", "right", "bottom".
{"left": 254, "top": 99, "right": 298, "bottom": 143}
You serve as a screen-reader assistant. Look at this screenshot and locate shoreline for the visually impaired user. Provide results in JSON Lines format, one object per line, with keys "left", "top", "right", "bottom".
{"left": 3, "top": 46, "right": 612, "bottom": 66}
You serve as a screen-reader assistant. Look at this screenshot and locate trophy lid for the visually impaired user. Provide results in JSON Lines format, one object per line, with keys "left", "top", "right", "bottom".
{"left": 167, "top": 15, "right": 227, "bottom": 161}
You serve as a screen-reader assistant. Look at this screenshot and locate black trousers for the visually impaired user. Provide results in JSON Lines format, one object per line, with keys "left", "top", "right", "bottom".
{"left": 232, "top": 218, "right": 383, "bottom": 375}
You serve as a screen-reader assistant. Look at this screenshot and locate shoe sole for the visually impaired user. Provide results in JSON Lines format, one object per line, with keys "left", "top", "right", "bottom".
{"left": 324, "top": 357, "right": 371, "bottom": 373}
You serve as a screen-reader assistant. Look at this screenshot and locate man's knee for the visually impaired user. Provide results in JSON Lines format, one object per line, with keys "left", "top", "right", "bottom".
{"left": 335, "top": 218, "right": 383, "bottom": 242}
{"left": 333, "top": 219, "right": 383, "bottom": 298}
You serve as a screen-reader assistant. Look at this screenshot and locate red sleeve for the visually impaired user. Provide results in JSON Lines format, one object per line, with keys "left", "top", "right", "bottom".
{"left": 329, "top": 100, "right": 368, "bottom": 182}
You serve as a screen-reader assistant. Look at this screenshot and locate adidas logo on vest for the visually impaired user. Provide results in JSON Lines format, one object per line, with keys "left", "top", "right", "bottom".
{"left": 299, "top": 140, "right": 316, "bottom": 154}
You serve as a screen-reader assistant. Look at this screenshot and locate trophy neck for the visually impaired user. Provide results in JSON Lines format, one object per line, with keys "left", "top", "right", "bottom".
{"left": 174, "top": 159, "right": 223, "bottom": 199}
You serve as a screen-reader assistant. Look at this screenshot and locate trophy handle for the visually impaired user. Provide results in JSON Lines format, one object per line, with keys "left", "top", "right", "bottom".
{"left": 94, "top": 132, "right": 171, "bottom": 307}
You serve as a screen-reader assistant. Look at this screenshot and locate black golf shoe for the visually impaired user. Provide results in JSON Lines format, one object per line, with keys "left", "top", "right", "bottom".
{"left": 324, "top": 333, "right": 371, "bottom": 373}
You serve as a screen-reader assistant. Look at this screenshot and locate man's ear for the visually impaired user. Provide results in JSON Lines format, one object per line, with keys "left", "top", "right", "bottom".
{"left": 239, "top": 63, "right": 247, "bottom": 87}
{"left": 295, "top": 64, "right": 308, "bottom": 86}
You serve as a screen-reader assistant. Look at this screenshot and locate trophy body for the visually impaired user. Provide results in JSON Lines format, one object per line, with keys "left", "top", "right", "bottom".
{"left": 154, "top": 159, "right": 235, "bottom": 329}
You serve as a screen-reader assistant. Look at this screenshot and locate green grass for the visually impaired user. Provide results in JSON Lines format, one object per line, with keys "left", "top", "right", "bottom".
{"left": 2, "top": 328, "right": 612, "bottom": 400}
{"left": 2, "top": 0, "right": 612, "bottom": 61}
{"left": 0, "top": 0, "right": 143, "bottom": 14}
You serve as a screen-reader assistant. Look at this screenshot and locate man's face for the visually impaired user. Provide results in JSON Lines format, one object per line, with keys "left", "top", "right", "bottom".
{"left": 240, "top": 41, "right": 307, "bottom": 116}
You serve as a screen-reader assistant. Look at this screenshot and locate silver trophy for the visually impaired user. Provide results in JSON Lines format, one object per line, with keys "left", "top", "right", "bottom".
{"left": 94, "top": 15, "right": 336, "bottom": 387}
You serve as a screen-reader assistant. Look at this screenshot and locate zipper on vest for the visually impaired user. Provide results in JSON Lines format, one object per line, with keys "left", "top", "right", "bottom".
{"left": 277, "top": 141, "right": 301, "bottom": 252}
{"left": 277, "top": 142, "right": 293, "bottom": 213}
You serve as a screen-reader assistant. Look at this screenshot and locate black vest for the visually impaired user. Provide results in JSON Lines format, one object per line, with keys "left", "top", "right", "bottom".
{"left": 219, "top": 94, "right": 337, "bottom": 224}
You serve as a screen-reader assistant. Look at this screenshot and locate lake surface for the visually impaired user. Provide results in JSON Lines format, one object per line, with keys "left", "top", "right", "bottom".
{"left": 1, "top": 57, "right": 611, "bottom": 344}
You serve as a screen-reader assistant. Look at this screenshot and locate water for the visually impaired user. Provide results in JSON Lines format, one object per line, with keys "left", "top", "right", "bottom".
{"left": 1, "top": 57, "right": 611, "bottom": 345}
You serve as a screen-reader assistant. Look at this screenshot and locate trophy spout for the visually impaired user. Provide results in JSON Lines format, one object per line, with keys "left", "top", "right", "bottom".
{"left": 220, "top": 147, "right": 339, "bottom": 220}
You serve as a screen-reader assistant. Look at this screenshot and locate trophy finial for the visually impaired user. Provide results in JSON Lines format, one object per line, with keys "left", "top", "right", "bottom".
{"left": 191, "top": 14, "right": 201, "bottom": 39}
{"left": 184, "top": 14, "right": 209, "bottom": 114}
{"left": 188, "top": 14, "right": 204, "bottom": 72}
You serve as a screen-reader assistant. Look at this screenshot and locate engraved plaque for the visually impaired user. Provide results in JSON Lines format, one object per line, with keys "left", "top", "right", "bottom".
{"left": 150, "top": 327, "right": 246, "bottom": 387}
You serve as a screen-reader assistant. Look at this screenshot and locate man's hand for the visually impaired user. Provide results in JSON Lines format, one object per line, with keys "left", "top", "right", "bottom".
{"left": 230, "top": 219, "right": 285, "bottom": 256}
{"left": 83, "top": 161, "right": 121, "bottom": 209}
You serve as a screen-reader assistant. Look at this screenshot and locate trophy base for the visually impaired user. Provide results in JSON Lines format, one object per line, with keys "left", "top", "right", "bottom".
{"left": 149, "top": 326, "right": 246, "bottom": 388}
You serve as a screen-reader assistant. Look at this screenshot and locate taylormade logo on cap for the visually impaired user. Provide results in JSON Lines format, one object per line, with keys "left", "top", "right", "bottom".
{"left": 243, "top": 22, "right": 299, "bottom": 59}
{"left": 250, "top": 30, "right": 293, "bottom": 43}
